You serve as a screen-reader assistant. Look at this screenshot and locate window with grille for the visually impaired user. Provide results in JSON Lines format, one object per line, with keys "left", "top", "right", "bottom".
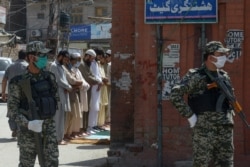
{"left": 71, "top": 7, "right": 83, "bottom": 24}
{"left": 95, "top": 7, "right": 108, "bottom": 17}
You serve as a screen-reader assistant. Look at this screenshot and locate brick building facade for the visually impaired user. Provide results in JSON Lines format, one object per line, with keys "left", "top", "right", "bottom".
{"left": 110, "top": 0, "right": 250, "bottom": 166}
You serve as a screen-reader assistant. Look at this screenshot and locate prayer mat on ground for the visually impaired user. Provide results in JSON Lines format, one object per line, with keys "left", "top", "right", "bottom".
{"left": 69, "top": 130, "right": 110, "bottom": 145}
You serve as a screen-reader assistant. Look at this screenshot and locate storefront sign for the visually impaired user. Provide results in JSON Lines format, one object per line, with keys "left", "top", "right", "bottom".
{"left": 70, "top": 25, "right": 91, "bottom": 40}
{"left": 70, "top": 23, "right": 111, "bottom": 41}
{"left": 91, "top": 23, "right": 111, "bottom": 39}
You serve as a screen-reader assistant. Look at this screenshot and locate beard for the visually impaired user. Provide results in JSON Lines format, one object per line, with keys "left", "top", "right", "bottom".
{"left": 84, "top": 60, "right": 91, "bottom": 67}
{"left": 59, "top": 60, "right": 63, "bottom": 65}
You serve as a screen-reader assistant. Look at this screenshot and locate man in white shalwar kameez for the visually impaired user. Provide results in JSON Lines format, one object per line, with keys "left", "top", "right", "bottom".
{"left": 50, "top": 50, "right": 72, "bottom": 145}
{"left": 88, "top": 51, "right": 103, "bottom": 134}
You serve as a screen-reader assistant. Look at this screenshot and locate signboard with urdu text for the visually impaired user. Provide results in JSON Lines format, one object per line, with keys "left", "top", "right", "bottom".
{"left": 145, "top": 0, "right": 217, "bottom": 24}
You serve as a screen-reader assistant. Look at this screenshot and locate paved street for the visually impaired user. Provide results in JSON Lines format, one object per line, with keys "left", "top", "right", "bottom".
{"left": 0, "top": 102, "right": 109, "bottom": 167}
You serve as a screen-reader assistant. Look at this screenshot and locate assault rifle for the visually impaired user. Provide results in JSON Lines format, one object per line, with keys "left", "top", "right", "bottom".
{"left": 206, "top": 70, "right": 250, "bottom": 128}
{"left": 20, "top": 79, "right": 45, "bottom": 167}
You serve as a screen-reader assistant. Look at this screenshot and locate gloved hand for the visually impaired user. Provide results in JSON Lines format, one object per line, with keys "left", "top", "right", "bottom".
{"left": 188, "top": 114, "right": 197, "bottom": 128}
{"left": 28, "top": 120, "right": 44, "bottom": 133}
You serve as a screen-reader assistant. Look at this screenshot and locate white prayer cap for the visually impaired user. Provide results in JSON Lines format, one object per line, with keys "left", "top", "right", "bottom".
{"left": 106, "top": 49, "right": 111, "bottom": 55}
{"left": 85, "top": 49, "right": 96, "bottom": 57}
{"left": 71, "top": 52, "right": 81, "bottom": 59}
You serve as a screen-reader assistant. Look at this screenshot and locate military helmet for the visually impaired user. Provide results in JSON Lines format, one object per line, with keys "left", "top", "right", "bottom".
{"left": 205, "top": 41, "right": 230, "bottom": 54}
{"left": 26, "top": 41, "right": 51, "bottom": 53}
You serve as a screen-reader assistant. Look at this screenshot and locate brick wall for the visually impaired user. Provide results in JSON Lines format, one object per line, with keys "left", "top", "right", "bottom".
{"left": 111, "top": 0, "right": 250, "bottom": 166}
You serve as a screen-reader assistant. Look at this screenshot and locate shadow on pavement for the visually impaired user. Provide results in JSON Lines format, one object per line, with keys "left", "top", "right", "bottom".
{"left": 76, "top": 145, "right": 109, "bottom": 150}
{"left": 0, "top": 138, "right": 17, "bottom": 143}
{"left": 61, "top": 157, "right": 107, "bottom": 167}
{"left": 0, "top": 101, "right": 7, "bottom": 104}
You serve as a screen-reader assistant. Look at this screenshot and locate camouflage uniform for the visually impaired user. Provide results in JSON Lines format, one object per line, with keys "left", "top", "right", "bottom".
{"left": 8, "top": 71, "right": 59, "bottom": 167}
{"left": 170, "top": 41, "right": 234, "bottom": 167}
{"left": 7, "top": 41, "right": 59, "bottom": 167}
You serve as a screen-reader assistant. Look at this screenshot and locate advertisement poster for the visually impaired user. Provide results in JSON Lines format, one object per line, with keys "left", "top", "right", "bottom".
{"left": 162, "top": 44, "right": 180, "bottom": 100}
{"left": 225, "top": 29, "right": 244, "bottom": 63}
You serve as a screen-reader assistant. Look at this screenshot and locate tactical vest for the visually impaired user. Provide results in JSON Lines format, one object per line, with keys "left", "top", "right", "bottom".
{"left": 20, "top": 72, "right": 57, "bottom": 119}
{"left": 187, "top": 69, "right": 230, "bottom": 114}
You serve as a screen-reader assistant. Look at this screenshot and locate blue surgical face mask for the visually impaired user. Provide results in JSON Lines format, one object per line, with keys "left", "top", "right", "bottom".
{"left": 67, "top": 63, "right": 72, "bottom": 70}
{"left": 35, "top": 55, "right": 48, "bottom": 69}
{"left": 74, "top": 61, "right": 81, "bottom": 68}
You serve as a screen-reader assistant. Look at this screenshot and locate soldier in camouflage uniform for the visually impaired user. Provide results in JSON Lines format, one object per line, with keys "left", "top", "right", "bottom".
{"left": 170, "top": 41, "right": 234, "bottom": 167}
{"left": 8, "top": 41, "right": 59, "bottom": 167}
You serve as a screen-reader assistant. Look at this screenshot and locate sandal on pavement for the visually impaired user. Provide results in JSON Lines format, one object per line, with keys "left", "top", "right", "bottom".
{"left": 58, "top": 140, "right": 67, "bottom": 145}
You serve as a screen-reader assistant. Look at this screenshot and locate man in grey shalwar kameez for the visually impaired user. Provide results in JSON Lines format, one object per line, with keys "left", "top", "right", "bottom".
{"left": 50, "top": 50, "right": 72, "bottom": 145}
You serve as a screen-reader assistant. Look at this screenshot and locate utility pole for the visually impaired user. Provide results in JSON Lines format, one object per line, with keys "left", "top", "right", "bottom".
{"left": 47, "top": 0, "right": 60, "bottom": 55}
{"left": 47, "top": 0, "right": 94, "bottom": 55}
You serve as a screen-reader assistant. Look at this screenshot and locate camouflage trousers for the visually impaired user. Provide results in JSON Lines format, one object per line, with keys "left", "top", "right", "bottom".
{"left": 8, "top": 118, "right": 18, "bottom": 131}
{"left": 18, "top": 119, "right": 59, "bottom": 167}
{"left": 192, "top": 124, "right": 234, "bottom": 167}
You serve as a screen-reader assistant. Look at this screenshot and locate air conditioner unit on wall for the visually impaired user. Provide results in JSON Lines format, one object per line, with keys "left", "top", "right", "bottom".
{"left": 30, "top": 30, "right": 42, "bottom": 37}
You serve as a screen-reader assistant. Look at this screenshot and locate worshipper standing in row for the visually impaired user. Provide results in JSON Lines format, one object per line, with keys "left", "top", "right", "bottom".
{"left": 61, "top": 52, "right": 82, "bottom": 139}
{"left": 88, "top": 48, "right": 103, "bottom": 134}
{"left": 63, "top": 53, "right": 90, "bottom": 139}
{"left": 105, "top": 49, "right": 112, "bottom": 125}
{"left": 78, "top": 49, "right": 103, "bottom": 134}
{"left": 71, "top": 53, "right": 90, "bottom": 136}
{"left": 50, "top": 50, "right": 72, "bottom": 145}
{"left": 97, "top": 50, "right": 109, "bottom": 127}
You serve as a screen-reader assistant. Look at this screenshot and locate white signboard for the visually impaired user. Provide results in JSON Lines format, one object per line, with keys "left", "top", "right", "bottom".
{"left": 91, "top": 23, "right": 111, "bottom": 39}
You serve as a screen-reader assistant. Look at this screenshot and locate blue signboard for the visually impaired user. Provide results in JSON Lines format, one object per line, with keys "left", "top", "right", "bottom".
{"left": 145, "top": 0, "right": 217, "bottom": 24}
{"left": 70, "top": 25, "right": 91, "bottom": 40}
